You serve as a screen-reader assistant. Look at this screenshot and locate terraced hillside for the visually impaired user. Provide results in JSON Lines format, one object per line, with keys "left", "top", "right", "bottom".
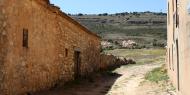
{"left": 71, "top": 12, "right": 167, "bottom": 48}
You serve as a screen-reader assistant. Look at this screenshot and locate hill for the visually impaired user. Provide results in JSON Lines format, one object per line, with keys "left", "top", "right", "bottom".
{"left": 71, "top": 12, "right": 167, "bottom": 49}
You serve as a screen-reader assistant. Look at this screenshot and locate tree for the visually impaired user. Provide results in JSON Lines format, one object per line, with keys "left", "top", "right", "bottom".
{"left": 78, "top": 13, "right": 83, "bottom": 16}
{"left": 102, "top": 13, "right": 108, "bottom": 16}
{"left": 98, "top": 14, "right": 102, "bottom": 16}
{"left": 153, "top": 39, "right": 158, "bottom": 46}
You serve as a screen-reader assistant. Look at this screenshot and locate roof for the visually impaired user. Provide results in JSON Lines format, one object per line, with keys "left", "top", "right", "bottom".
{"left": 34, "top": 0, "right": 101, "bottom": 39}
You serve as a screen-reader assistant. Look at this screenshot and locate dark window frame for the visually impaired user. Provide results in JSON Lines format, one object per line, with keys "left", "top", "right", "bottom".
{"left": 176, "top": 39, "right": 180, "bottom": 91}
{"left": 23, "top": 29, "right": 28, "bottom": 48}
{"left": 172, "top": 0, "right": 174, "bottom": 12}
{"left": 175, "top": 0, "right": 179, "bottom": 28}
{"left": 65, "top": 48, "right": 68, "bottom": 57}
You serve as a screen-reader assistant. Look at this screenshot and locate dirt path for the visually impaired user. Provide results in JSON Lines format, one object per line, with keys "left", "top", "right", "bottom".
{"left": 33, "top": 63, "right": 175, "bottom": 95}
{"left": 106, "top": 63, "right": 162, "bottom": 95}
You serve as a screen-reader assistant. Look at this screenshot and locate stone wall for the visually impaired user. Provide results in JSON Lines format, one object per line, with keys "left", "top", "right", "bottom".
{"left": 0, "top": 2, "right": 7, "bottom": 93}
{"left": 100, "top": 54, "right": 117, "bottom": 69}
{"left": 0, "top": 0, "right": 101, "bottom": 95}
{"left": 0, "top": 0, "right": 133, "bottom": 95}
{"left": 100, "top": 54, "right": 135, "bottom": 70}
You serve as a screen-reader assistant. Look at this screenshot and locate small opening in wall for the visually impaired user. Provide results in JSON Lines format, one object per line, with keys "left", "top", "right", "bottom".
{"left": 23, "top": 29, "right": 28, "bottom": 48}
{"left": 172, "top": 0, "right": 174, "bottom": 12}
{"left": 65, "top": 48, "right": 68, "bottom": 57}
{"left": 26, "top": 92, "right": 31, "bottom": 95}
{"left": 176, "top": 13, "right": 179, "bottom": 28}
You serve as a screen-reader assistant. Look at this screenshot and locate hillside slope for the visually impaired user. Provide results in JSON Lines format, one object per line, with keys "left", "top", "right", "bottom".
{"left": 71, "top": 12, "right": 167, "bottom": 48}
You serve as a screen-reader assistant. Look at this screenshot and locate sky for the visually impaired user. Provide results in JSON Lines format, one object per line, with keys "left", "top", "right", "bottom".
{"left": 50, "top": 0, "right": 167, "bottom": 14}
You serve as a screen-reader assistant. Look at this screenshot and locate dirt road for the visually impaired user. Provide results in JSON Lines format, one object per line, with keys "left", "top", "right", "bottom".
{"left": 107, "top": 63, "right": 161, "bottom": 95}
{"left": 33, "top": 62, "right": 175, "bottom": 95}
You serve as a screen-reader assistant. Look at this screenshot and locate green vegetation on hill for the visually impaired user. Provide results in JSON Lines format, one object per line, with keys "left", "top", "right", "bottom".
{"left": 71, "top": 12, "right": 167, "bottom": 48}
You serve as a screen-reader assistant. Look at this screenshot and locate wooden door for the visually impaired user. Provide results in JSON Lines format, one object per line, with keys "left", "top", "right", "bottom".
{"left": 74, "top": 51, "right": 81, "bottom": 79}
{"left": 176, "top": 39, "right": 180, "bottom": 91}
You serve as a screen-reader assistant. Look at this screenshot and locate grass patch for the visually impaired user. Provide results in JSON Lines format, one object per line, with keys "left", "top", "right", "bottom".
{"left": 136, "top": 56, "right": 165, "bottom": 65}
{"left": 105, "top": 49, "right": 166, "bottom": 65}
{"left": 105, "top": 49, "right": 165, "bottom": 57}
{"left": 145, "top": 66, "right": 169, "bottom": 83}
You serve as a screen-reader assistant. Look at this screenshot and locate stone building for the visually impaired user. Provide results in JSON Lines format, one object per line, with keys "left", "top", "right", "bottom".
{"left": 167, "top": 0, "right": 190, "bottom": 95}
{"left": 0, "top": 0, "right": 101, "bottom": 94}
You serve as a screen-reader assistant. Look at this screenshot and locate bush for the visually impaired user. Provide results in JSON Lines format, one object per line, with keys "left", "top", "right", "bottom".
{"left": 108, "top": 39, "right": 113, "bottom": 43}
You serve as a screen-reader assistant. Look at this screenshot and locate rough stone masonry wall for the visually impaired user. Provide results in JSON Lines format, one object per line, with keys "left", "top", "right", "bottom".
{"left": 1, "top": 1, "right": 63, "bottom": 94}
{"left": 0, "top": 0, "right": 101, "bottom": 95}
{"left": 56, "top": 15, "right": 101, "bottom": 81}
{"left": 0, "top": 2, "right": 8, "bottom": 93}
{"left": 0, "top": 0, "right": 132, "bottom": 95}
{"left": 100, "top": 54, "right": 134, "bottom": 70}
{"left": 100, "top": 54, "right": 117, "bottom": 69}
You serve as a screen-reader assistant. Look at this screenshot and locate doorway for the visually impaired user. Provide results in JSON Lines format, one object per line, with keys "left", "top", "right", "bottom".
{"left": 74, "top": 51, "right": 81, "bottom": 79}
{"left": 176, "top": 39, "right": 180, "bottom": 91}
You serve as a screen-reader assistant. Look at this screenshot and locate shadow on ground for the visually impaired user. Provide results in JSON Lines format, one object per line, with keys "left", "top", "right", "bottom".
{"left": 32, "top": 68, "right": 122, "bottom": 95}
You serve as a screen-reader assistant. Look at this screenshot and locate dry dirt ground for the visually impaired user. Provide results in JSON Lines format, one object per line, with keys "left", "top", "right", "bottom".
{"left": 107, "top": 63, "right": 175, "bottom": 95}
{"left": 33, "top": 63, "right": 176, "bottom": 95}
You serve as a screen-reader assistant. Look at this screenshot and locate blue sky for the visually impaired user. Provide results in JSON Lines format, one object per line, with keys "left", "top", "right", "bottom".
{"left": 50, "top": 0, "right": 167, "bottom": 14}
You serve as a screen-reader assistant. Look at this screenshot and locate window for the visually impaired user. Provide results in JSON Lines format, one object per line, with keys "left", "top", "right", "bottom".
{"left": 172, "top": 0, "right": 174, "bottom": 12}
{"left": 176, "top": 0, "right": 178, "bottom": 11}
{"left": 175, "top": 0, "right": 179, "bottom": 28}
{"left": 23, "top": 29, "right": 28, "bottom": 48}
{"left": 176, "top": 39, "right": 180, "bottom": 91}
{"left": 65, "top": 48, "right": 68, "bottom": 57}
{"left": 176, "top": 13, "right": 179, "bottom": 27}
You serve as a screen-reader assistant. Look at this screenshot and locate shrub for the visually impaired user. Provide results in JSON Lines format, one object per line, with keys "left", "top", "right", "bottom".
{"left": 145, "top": 67, "right": 169, "bottom": 83}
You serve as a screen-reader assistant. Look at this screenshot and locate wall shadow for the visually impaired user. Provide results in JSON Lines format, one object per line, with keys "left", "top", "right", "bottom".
{"left": 32, "top": 66, "right": 123, "bottom": 95}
